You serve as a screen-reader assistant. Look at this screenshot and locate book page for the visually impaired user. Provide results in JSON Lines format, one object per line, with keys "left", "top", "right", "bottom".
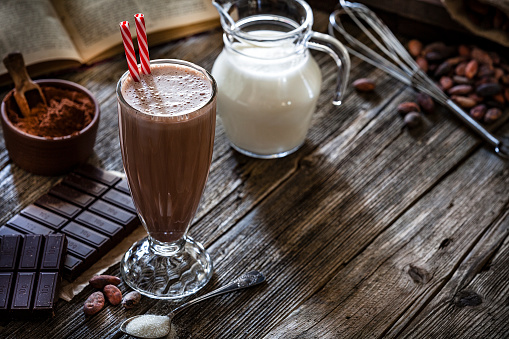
{"left": 0, "top": 0, "right": 82, "bottom": 76}
{"left": 51, "top": 0, "right": 219, "bottom": 62}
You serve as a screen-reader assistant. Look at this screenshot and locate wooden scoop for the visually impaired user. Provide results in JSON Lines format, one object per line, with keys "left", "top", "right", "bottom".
{"left": 2, "top": 52, "right": 47, "bottom": 117}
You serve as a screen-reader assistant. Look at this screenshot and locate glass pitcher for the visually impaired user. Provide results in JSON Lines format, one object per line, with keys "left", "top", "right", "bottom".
{"left": 211, "top": 0, "right": 350, "bottom": 159}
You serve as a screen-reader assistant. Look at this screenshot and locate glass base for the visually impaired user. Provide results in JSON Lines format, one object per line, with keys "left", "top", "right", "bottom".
{"left": 120, "top": 236, "right": 213, "bottom": 299}
{"left": 230, "top": 141, "right": 303, "bottom": 159}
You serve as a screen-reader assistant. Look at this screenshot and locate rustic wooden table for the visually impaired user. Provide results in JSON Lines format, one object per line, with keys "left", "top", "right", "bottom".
{"left": 1, "top": 10, "right": 508, "bottom": 339}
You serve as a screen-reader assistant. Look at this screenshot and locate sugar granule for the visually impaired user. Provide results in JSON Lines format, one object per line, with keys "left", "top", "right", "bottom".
{"left": 125, "top": 314, "right": 171, "bottom": 338}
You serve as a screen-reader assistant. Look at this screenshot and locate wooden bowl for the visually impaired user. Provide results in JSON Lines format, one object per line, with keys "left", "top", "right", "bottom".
{"left": 0, "top": 79, "right": 100, "bottom": 176}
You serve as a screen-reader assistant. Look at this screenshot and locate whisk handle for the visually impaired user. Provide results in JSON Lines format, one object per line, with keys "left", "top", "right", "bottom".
{"left": 446, "top": 99, "right": 509, "bottom": 159}
{"left": 306, "top": 32, "right": 350, "bottom": 106}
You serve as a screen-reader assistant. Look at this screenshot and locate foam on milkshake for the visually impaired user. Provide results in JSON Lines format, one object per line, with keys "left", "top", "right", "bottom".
{"left": 121, "top": 63, "right": 212, "bottom": 116}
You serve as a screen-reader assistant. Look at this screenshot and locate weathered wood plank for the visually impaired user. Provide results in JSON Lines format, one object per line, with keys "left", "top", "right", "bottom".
{"left": 398, "top": 212, "right": 509, "bottom": 338}
{"left": 263, "top": 128, "right": 509, "bottom": 338}
{"left": 0, "top": 8, "right": 507, "bottom": 339}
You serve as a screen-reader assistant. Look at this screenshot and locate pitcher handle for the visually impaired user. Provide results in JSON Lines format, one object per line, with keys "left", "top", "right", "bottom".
{"left": 306, "top": 32, "right": 350, "bottom": 106}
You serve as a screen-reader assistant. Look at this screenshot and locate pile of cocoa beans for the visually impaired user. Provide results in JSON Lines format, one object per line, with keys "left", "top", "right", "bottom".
{"left": 407, "top": 39, "right": 508, "bottom": 124}
{"left": 83, "top": 275, "right": 141, "bottom": 316}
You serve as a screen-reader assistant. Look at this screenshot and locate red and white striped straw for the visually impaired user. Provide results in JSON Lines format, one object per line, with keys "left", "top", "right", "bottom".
{"left": 119, "top": 21, "right": 140, "bottom": 82}
{"left": 134, "top": 13, "right": 150, "bottom": 75}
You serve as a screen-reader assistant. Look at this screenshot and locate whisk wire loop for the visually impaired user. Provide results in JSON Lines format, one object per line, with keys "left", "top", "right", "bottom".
{"left": 329, "top": 0, "right": 509, "bottom": 159}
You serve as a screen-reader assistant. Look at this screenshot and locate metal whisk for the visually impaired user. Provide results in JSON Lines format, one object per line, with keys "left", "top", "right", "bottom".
{"left": 329, "top": 0, "right": 509, "bottom": 159}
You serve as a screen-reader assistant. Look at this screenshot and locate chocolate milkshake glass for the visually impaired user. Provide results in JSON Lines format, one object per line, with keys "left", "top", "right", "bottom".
{"left": 117, "top": 59, "right": 216, "bottom": 299}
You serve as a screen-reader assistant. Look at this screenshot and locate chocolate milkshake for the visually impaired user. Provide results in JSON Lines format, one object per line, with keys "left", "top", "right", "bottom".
{"left": 117, "top": 61, "right": 216, "bottom": 243}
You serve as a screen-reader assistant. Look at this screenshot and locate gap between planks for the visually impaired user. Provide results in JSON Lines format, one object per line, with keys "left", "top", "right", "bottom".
{"left": 263, "top": 129, "right": 509, "bottom": 338}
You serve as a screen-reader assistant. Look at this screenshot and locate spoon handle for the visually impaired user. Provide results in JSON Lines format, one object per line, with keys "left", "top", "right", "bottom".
{"left": 171, "top": 271, "right": 265, "bottom": 317}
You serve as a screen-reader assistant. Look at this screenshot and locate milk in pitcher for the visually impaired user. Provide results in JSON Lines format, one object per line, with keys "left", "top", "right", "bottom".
{"left": 212, "top": 31, "right": 322, "bottom": 157}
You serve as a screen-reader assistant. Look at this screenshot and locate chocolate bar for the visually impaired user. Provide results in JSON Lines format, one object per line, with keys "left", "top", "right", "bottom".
{"left": 1, "top": 166, "right": 140, "bottom": 281}
{"left": 6, "top": 215, "right": 53, "bottom": 235}
{"left": 18, "top": 235, "right": 43, "bottom": 271}
{"left": 0, "top": 234, "right": 67, "bottom": 317}
{"left": 0, "top": 235, "right": 22, "bottom": 271}
{"left": 0, "top": 226, "right": 23, "bottom": 236}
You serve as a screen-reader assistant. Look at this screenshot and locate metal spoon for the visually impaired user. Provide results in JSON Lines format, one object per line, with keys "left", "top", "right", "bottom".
{"left": 120, "top": 270, "right": 265, "bottom": 338}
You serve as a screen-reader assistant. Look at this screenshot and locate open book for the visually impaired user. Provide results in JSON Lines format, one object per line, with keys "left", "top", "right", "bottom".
{"left": 0, "top": 0, "right": 219, "bottom": 84}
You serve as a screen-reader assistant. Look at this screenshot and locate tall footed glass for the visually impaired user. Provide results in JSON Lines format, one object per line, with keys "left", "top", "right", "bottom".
{"left": 117, "top": 59, "right": 216, "bottom": 299}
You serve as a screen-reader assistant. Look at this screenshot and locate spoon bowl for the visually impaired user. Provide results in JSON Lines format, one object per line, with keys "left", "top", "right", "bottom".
{"left": 120, "top": 270, "right": 265, "bottom": 338}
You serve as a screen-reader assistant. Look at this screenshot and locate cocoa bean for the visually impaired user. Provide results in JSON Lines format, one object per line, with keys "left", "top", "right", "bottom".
{"left": 446, "top": 56, "right": 468, "bottom": 66}
{"left": 494, "top": 68, "right": 504, "bottom": 81}
{"left": 478, "top": 64, "right": 495, "bottom": 77}
{"left": 89, "top": 275, "right": 121, "bottom": 289}
{"left": 439, "top": 76, "right": 454, "bottom": 91}
{"left": 465, "top": 59, "right": 478, "bottom": 79}
{"left": 408, "top": 39, "right": 423, "bottom": 57}
{"left": 468, "top": 93, "right": 484, "bottom": 103}
{"left": 453, "top": 75, "right": 472, "bottom": 85}
{"left": 422, "top": 41, "right": 447, "bottom": 55}
{"left": 493, "top": 93, "right": 505, "bottom": 105}
{"left": 442, "top": 46, "right": 458, "bottom": 59}
{"left": 476, "top": 83, "right": 502, "bottom": 97}
{"left": 471, "top": 47, "right": 493, "bottom": 67}
{"left": 417, "top": 93, "right": 435, "bottom": 113}
{"left": 452, "top": 95, "right": 477, "bottom": 108}
{"left": 458, "top": 45, "right": 470, "bottom": 57}
{"left": 422, "top": 43, "right": 455, "bottom": 60}
{"left": 404, "top": 112, "right": 422, "bottom": 128}
{"left": 103, "top": 284, "right": 122, "bottom": 306}
{"left": 469, "top": 104, "right": 486, "bottom": 121}
{"left": 416, "top": 57, "right": 428, "bottom": 72}
{"left": 397, "top": 102, "right": 421, "bottom": 116}
{"left": 476, "top": 76, "right": 496, "bottom": 86}
{"left": 488, "top": 51, "right": 501, "bottom": 65}
{"left": 434, "top": 61, "right": 452, "bottom": 77}
{"left": 122, "top": 291, "right": 142, "bottom": 309}
{"left": 455, "top": 62, "right": 468, "bottom": 76}
{"left": 425, "top": 51, "right": 444, "bottom": 62}
{"left": 485, "top": 100, "right": 504, "bottom": 110}
{"left": 448, "top": 85, "right": 473, "bottom": 96}
{"left": 353, "top": 78, "right": 376, "bottom": 92}
{"left": 84, "top": 292, "right": 105, "bottom": 316}
{"left": 484, "top": 108, "right": 502, "bottom": 124}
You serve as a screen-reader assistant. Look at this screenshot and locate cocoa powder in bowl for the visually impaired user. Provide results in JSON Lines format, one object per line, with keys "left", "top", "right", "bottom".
{"left": 6, "top": 86, "right": 95, "bottom": 138}
{"left": 0, "top": 79, "right": 100, "bottom": 175}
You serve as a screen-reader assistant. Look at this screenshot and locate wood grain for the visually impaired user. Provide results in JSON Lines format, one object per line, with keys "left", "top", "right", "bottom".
{"left": 264, "top": 127, "right": 509, "bottom": 338}
{"left": 399, "top": 212, "right": 509, "bottom": 338}
{"left": 0, "top": 8, "right": 508, "bottom": 339}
